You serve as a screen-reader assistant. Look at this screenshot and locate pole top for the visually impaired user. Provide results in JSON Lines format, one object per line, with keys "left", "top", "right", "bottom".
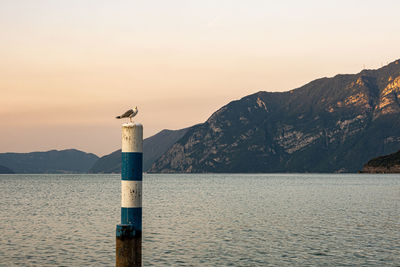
{"left": 122, "top": 122, "right": 143, "bottom": 127}
{"left": 122, "top": 122, "right": 143, "bottom": 152}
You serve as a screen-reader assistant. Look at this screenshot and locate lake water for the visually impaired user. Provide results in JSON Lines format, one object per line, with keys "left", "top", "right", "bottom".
{"left": 0, "top": 174, "right": 399, "bottom": 266}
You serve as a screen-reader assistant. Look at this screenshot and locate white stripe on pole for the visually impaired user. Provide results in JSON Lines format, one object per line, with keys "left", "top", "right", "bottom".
{"left": 121, "top": 181, "right": 142, "bottom": 208}
{"left": 122, "top": 123, "right": 143, "bottom": 153}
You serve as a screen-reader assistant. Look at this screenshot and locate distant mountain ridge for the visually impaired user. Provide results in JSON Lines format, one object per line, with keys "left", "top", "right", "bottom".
{"left": 0, "top": 128, "right": 190, "bottom": 174}
{"left": 0, "top": 149, "right": 98, "bottom": 174}
{"left": 0, "top": 165, "right": 14, "bottom": 174}
{"left": 89, "top": 127, "right": 190, "bottom": 173}
{"left": 2, "top": 60, "right": 400, "bottom": 174}
{"left": 149, "top": 59, "right": 400, "bottom": 173}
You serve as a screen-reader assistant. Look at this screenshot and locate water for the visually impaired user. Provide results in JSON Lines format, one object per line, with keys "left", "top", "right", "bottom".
{"left": 0, "top": 174, "right": 399, "bottom": 266}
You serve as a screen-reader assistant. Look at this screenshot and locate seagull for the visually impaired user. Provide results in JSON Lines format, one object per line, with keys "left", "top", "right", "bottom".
{"left": 116, "top": 106, "right": 138, "bottom": 122}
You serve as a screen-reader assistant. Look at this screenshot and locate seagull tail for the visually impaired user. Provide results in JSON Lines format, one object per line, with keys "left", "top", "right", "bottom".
{"left": 116, "top": 116, "right": 121, "bottom": 119}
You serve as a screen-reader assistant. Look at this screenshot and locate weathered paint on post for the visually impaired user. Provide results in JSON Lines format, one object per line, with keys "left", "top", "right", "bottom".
{"left": 116, "top": 122, "right": 143, "bottom": 267}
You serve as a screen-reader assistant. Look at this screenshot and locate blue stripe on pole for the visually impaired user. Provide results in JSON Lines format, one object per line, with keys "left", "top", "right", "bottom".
{"left": 121, "top": 207, "right": 142, "bottom": 230}
{"left": 116, "top": 224, "right": 136, "bottom": 238}
{"left": 121, "top": 152, "right": 142, "bottom": 181}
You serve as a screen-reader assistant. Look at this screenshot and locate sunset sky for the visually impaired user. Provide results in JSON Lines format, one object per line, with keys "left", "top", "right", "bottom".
{"left": 1, "top": 0, "right": 400, "bottom": 156}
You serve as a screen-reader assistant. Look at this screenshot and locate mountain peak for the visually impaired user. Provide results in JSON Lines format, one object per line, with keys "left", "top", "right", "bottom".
{"left": 149, "top": 59, "right": 400, "bottom": 173}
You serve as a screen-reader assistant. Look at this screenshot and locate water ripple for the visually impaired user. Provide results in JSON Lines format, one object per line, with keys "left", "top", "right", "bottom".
{"left": 0, "top": 173, "right": 399, "bottom": 266}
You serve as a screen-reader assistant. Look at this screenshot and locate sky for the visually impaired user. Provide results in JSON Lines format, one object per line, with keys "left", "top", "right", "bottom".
{"left": 1, "top": 0, "right": 400, "bottom": 156}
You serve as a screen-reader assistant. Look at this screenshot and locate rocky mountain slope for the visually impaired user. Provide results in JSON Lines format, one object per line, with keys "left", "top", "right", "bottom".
{"left": 360, "top": 150, "right": 400, "bottom": 173}
{"left": 150, "top": 60, "right": 400, "bottom": 173}
{"left": 0, "top": 149, "right": 99, "bottom": 173}
{"left": 89, "top": 127, "right": 189, "bottom": 173}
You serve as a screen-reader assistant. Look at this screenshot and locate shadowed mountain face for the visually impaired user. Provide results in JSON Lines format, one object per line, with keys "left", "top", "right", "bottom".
{"left": 0, "top": 149, "right": 99, "bottom": 174}
{"left": 89, "top": 128, "right": 189, "bottom": 173}
{"left": 0, "top": 165, "right": 14, "bottom": 174}
{"left": 361, "top": 150, "right": 400, "bottom": 173}
{"left": 149, "top": 60, "right": 400, "bottom": 173}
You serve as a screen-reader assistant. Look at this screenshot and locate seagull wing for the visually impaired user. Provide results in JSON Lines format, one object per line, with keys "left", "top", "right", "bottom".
{"left": 116, "top": 109, "right": 133, "bottom": 119}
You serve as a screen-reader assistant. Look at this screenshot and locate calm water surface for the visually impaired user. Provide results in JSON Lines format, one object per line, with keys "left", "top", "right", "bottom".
{"left": 0, "top": 174, "right": 399, "bottom": 266}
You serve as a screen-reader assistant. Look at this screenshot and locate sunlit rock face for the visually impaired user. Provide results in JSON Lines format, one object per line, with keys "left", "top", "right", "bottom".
{"left": 150, "top": 60, "right": 400, "bottom": 173}
{"left": 373, "top": 76, "right": 400, "bottom": 118}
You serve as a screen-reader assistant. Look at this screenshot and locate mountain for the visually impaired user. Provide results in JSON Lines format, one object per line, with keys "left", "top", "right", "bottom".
{"left": 360, "top": 150, "right": 400, "bottom": 173}
{"left": 0, "top": 149, "right": 99, "bottom": 173}
{"left": 142, "top": 128, "right": 191, "bottom": 171}
{"left": 89, "top": 127, "right": 190, "bottom": 173}
{"left": 0, "top": 165, "right": 14, "bottom": 174}
{"left": 149, "top": 59, "right": 400, "bottom": 173}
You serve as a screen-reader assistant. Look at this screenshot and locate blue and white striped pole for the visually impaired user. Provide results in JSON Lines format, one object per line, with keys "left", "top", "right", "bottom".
{"left": 116, "top": 122, "right": 143, "bottom": 267}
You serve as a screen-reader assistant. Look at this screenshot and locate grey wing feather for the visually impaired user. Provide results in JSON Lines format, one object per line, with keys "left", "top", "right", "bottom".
{"left": 119, "top": 109, "right": 133, "bottom": 118}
